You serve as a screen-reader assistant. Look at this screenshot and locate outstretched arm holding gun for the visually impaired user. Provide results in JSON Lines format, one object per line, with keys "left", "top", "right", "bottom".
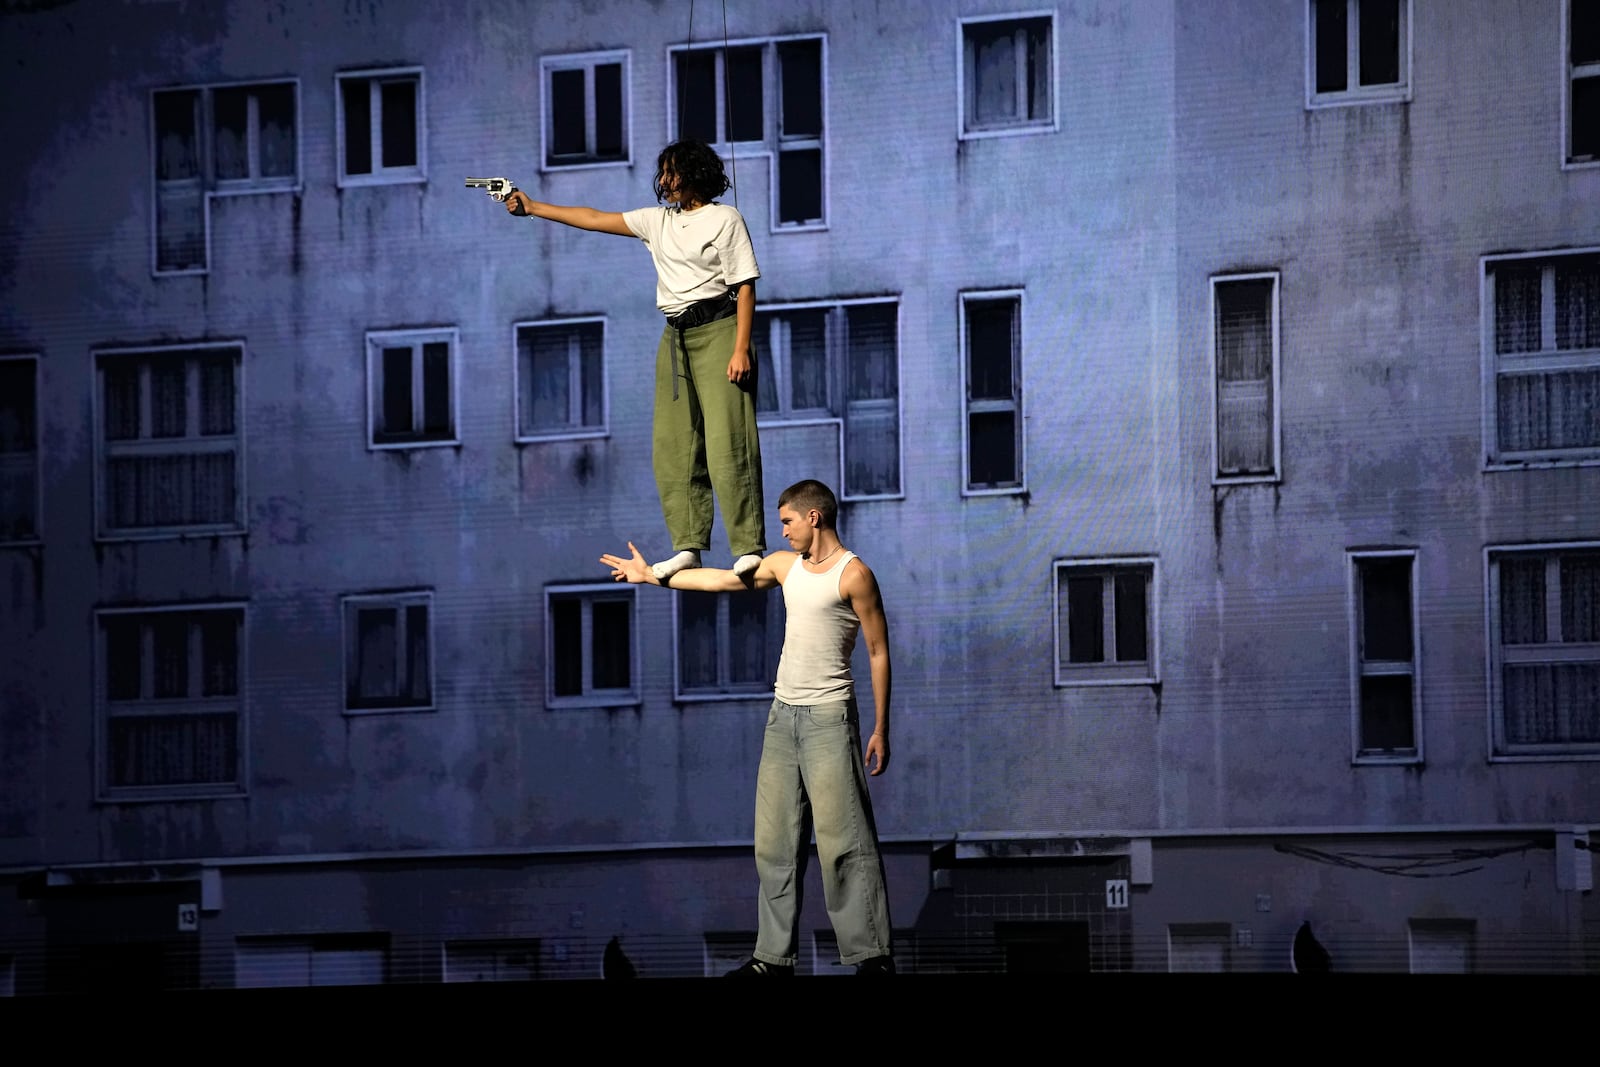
{"left": 465, "top": 176, "right": 631, "bottom": 236}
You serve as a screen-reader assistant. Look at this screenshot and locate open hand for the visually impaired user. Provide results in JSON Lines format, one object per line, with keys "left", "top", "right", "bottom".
{"left": 600, "top": 542, "right": 652, "bottom": 584}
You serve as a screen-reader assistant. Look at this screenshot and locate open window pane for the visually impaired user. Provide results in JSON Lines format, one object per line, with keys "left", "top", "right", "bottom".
{"left": 676, "top": 50, "right": 717, "bottom": 143}
{"left": 726, "top": 47, "right": 764, "bottom": 142}
{"left": 778, "top": 39, "right": 822, "bottom": 137}
{"left": 549, "top": 68, "right": 586, "bottom": 157}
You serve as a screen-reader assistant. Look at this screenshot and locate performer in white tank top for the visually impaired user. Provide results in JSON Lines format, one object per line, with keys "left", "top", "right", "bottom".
{"left": 599, "top": 478, "right": 896, "bottom": 976}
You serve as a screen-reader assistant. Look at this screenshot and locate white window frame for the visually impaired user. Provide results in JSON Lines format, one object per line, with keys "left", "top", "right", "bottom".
{"left": 0, "top": 353, "right": 41, "bottom": 545}
{"left": 1210, "top": 272, "right": 1282, "bottom": 485}
{"left": 1481, "top": 247, "right": 1600, "bottom": 469}
{"left": 236, "top": 935, "right": 388, "bottom": 988}
{"left": 335, "top": 67, "right": 426, "bottom": 188}
{"left": 92, "top": 341, "right": 246, "bottom": 541}
{"left": 342, "top": 590, "right": 436, "bottom": 715}
{"left": 1485, "top": 541, "right": 1600, "bottom": 762}
{"left": 545, "top": 583, "right": 641, "bottom": 709}
{"left": 1348, "top": 549, "right": 1422, "bottom": 764}
{"left": 1053, "top": 557, "right": 1160, "bottom": 687}
{"left": 95, "top": 602, "right": 248, "bottom": 802}
{"left": 540, "top": 50, "right": 631, "bottom": 171}
{"left": 1167, "top": 924, "right": 1232, "bottom": 973}
{"left": 957, "top": 10, "right": 1059, "bottom": 140}
{"left": 672, "top": 589, "right": 783, "bottom": 701}
{"left": 960, "top": 289, "right": 1026, "bottom": 496}
{"left": 1305, "top": 0, "right": 1412, "bottom": 109}
{"left": 1564, "top": 0, "right": 1600, "bottom": 169}
{"left": 755, "top": 297, "right": 904, "bottom": 502}
{"left": 442, "top": 939, "right": 541, "bottom": 982}
{"left": 667, "top": 34, "right": 829, "bottom": 232}
{"left": 1408, "top": 919, "right": 1474, "bottom": 974}
{"left": 365, "top": 327, "right": 460, "bottom": 450}
{"left": 513, "top": 317, "right": 609, "bottom": 443}
{"left": 149, "top": 79, "right": 302, "bottom": 276}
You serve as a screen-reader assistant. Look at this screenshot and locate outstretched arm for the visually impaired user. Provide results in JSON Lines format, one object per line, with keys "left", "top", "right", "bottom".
{"left": 506, "top": 191, "right": 632, "bottom": 236}
{"left": 600, "top": 542, "right": 786, "bottom": 591}
{"left": 844, "top": 562, "right": 892, "bottom": 775}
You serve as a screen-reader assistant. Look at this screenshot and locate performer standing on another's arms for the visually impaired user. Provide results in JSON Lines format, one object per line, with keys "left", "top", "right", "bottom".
{"left": 601, "top": 479, "right": 896, "bottom": 976}
{"left": 501, "top": 140, "right": 765, "bottom": 580}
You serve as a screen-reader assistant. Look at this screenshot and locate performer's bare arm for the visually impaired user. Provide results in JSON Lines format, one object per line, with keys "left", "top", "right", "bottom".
{"left": 505, "top": 190, "right": 633, "bottom": 236}
{"left": 602, "top": 542, "right": 794, "bottom": 592}
{"left": 842, "top": 560, "right": 892, "bottom": 776}
{"left": 727, "top": 280, "right": 756, "bottom": 384}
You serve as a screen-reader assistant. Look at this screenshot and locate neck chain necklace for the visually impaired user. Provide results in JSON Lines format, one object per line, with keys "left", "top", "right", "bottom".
{"left": 807, "top": 544, "right": 839, "bottom": 566}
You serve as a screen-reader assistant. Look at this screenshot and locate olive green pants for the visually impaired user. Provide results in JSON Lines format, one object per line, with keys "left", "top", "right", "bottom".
{"left": 653, "top": 314, "right": 767, "bottom": 558}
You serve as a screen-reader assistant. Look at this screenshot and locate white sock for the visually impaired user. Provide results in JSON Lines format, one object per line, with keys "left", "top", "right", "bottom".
{"left": 651, "top": 549, "right": 701, "bottom": 581}
{"left": 732, "top": 554, "right": 762, "bottom": 578}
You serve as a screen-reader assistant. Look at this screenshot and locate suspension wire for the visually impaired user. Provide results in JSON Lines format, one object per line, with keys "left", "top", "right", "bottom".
{"left": 678, "top": 0, "right": 737, "bottom": 209}
{"left": 720, "top": 0, "right": 737, "bottom": 208}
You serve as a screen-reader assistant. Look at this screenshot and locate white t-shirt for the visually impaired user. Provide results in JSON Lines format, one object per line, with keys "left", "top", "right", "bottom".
{"left": 620, "top": 202, "right": 761, "bottom": 315}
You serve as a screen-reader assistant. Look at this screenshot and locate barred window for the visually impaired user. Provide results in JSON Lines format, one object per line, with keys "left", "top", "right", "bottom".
{"left": 99, "top": 605, "right": 245, "bottom": 798}
{"left": 96, "top": 344, "right": 242, "bottom": 537}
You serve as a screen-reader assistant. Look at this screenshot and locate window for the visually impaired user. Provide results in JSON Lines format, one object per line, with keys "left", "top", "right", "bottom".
{"left": 546, "top": 585, "right": 638, "bottom": 707}
{"left": 515, "top": 319, "right": 606, "bottom": 441}
{"left": 670, "top": 35, "right": 825, "bottom": 227}
{"left": 1054, "top": 559, "right": 1157, "bottom": 686}
{"left": 959, "top": 13, "right": 1055, "bottom": 137}
{"left": 1168, "top": 924, "right": 1232, "bottom": 973}
{"left": 755, "top": 299, "right": 901, "bottom": 499}
{"left": 151, "top": 81, "right": 299, "bottom": 274}
{"left": 443, "top": 940, "right": 541, "bottom": 982}
{"left": 95, "top": 343, "right": 242, "bottom": 538}
{"left": 97, "top": 605, "right": 245, "bottom": 799}
{"left": 541, "top": 51, "right": 629, "bottom": 168}
{"left": 1483, "top": 250, "right": 1600, "bottom": 465}
{"left": 676, "top": 589, "right": 784, "bottom": 699}
{"left": 962, "top": 292, "right": 1024, "bottom": 493}
{"left": 343, "top": 592, "right": 433, "bottom": 714}
{"left": 337, "top": 68, "right": 424, "bottom": 186}
{"left": 1408, "top": 920, "right": 1474, "bottom": 974}
{"left": 1307, "top": 0, "right": 1410, "bottom": 107}
{"left": 1349, "top": 551, "right": 1420, "bottom": 761}
{"left": 1571, "top": 2, "right": 1600, "bottom": 165}
{"left": 0, "top": 356, "right": 39, "bottom": 543}
{"left": 236, "top": 935, "right": 387, "bottom": 988}
{"left": 1488, "top": 544, "right": 1600, "bottom": 758}
{"left": 366, "top": 328, "right": 457, "bottom": 448}
{"left": 1211, "top": 273, "right": 1281, "bottom": 482}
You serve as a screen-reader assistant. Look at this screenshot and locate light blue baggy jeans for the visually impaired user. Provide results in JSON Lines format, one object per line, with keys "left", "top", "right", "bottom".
{"left": 752, "top": 697, "right": 893, "bottom": 967}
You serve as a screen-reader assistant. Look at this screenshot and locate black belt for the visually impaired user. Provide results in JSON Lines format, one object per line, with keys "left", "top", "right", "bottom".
{"left": 665, "top": 291, "right": 737, "bottom": 400}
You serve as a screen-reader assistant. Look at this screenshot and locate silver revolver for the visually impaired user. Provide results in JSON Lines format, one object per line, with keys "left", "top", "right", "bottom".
{"left": 465, "top": 176, "right": 518, "bottom": 202}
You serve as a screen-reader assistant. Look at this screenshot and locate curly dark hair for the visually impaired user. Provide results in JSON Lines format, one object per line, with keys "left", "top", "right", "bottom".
{"left": 653, "top": 139, "right": 731, "bottom": 206}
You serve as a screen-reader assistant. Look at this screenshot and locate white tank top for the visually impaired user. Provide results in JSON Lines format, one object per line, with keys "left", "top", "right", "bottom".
{"left": 773, "top": 551, "right": 859, "bottom": 705}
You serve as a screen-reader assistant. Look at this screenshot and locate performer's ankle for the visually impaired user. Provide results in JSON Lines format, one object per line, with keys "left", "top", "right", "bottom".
{"left": 651, "top": 549, "right": 701, "bottom": 581}
{"left": 732, "top": 553, "right": 762, "bottom": 578}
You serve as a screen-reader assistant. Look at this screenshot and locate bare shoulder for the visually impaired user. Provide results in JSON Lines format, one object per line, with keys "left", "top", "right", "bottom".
{"left": 762, "top": 551, "right": 801, "bottom": 585}
{"left": 839, "top": 554, "right": 882, "bottom": 599}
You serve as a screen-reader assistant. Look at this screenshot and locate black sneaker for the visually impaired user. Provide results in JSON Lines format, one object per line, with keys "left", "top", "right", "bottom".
{"left": 854, "top": 955, "right": 896, "bottom": 976}
{"left": 724, "top": 957, "right": 794, "bottom": 977}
